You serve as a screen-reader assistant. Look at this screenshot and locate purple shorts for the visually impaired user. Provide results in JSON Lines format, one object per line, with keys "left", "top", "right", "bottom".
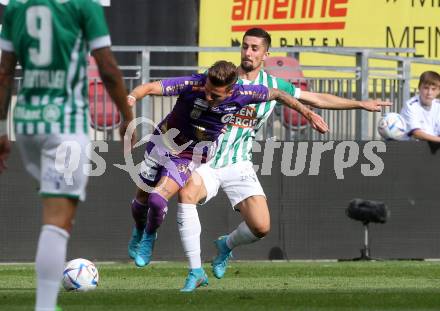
{"left": 139, "top": 153, "right": 194, "bottom": 188}
{"left": 139, "top": 138, "right": 199, "bottom": 188}
{"left": 138, "top": 131, "right": 217, "bottom": 188}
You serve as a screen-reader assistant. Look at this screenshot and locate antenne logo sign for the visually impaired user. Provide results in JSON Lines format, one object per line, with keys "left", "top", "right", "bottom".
{"left": 230, "top": 0, "right": 348, "bottom": 32}
{"left": 199, "top": 0, "right": 440, "bottom": 81}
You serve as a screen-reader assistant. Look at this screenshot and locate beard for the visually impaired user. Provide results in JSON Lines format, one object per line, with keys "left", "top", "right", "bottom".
{"left": 240, "top": 60, "right": 254, "bottom": 72}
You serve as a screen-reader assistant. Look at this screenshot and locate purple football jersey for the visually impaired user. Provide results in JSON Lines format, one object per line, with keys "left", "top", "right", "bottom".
{"left": 159, "top": 74, "right": 269, "bottom": 149}
{"left": 139, "top": 74, "right": 270, "bottom": 189}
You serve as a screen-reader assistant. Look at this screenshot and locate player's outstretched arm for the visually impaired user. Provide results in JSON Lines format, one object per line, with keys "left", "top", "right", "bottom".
{"left": 411, "top": 129, "right": 440, "bottom": 143}
{"left": 268, "top": 88, "right": 329, "bottom": 134}
{"left": 0, "top": 51, "right": 17, "bottom": 174}
{"left": 299, "top": 91, "right": 392, "bottom": 111}
{"left": 92, "top": 47, "right": 135, "bottom": 148}
{"left": 127, "top": 81, "right": 164, "bottom": 107}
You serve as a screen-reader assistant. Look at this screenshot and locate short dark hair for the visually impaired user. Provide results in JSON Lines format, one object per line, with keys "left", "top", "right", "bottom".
{"left": 419, "top": 71, "right": 440, "bottom": 88}
{"left": 207, "top": 60, "right": 238, "bottom": 89}
{"left": 242, "top": 27, "right": 271, "bottom": 50}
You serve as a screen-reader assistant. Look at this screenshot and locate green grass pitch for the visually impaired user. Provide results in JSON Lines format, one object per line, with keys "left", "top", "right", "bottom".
{"left": 2, "top": 261, "right": 440, "bottom": 310}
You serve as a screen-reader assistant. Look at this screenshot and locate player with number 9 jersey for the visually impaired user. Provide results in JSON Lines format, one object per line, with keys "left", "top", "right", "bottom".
{"left": 0, "top": 1, "right": 133, "bottom": 310}
{"left": 0, "top": 0, "right": 111, "bottom": 135}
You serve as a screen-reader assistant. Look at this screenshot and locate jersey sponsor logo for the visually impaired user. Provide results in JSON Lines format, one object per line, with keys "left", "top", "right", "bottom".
{"left": 165, "top": 83, "right": 186, "bottom": 94}
{"left": 221, "top": 113, "right": 234, "bottom": 123}
{"left": 14, "top": 104, "right": 62, "bottom": 126}
{"left": 14, "top": 106, "right": 41, "bottom": 121}
{"left": 42, "top": 104, "right": 61, "bottom": 122}
{"left": 213, "top": 102, "right": 240, "bottom": 114}
{"left": 239, "top": 90, "right": 267, "bottom": 100}
{"left": 166, "top": 80, "right": 203, "bottom": 95}
{"left": 227, "top": 106, "right": 259, "bottom": 128}
{"left": 190, "top": 107, "right": 202, "bottom": 119}
{"left": 176, "top": 163, "right": 189, "bottom": 174}
{"left": 237, "top": 106, "right": 257, "bottom": 118}
{"left": 185, "top": 80, "right": 203, "bottom": 86}
{"left": 210, "top": 106, "right": 223, "bottom": 113}
{"left": 224, "top": 103, "right": 238, "bottom": 111}
{"left": 190, "top": 99, "right": 208, "bottom": 119}
{"left": 226, "top": 115, "right": 259, "bottom": 128}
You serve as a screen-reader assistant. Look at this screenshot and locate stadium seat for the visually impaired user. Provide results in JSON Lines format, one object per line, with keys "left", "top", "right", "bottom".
{"left": 264, "top": 56, "right": 309, "bottom": 131}
{"left": 88, "top": 56, "right": 121, "bottom": 131}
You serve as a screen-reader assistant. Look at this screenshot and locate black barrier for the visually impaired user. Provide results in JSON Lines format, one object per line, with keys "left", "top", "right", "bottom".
{"left": 1, "top": 141, "right": 440, "bottom": 262}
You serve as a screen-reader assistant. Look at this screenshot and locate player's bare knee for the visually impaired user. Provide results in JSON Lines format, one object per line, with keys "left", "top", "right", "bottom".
{"left": 42, "top": 197, "right": 77, "bottom": 232}
{"left": 178, "top": 187, "right": 199, "bottom": 204}
{"left": 44, "top": 218, "right": 74, "bottom": 232}
{"left": 250, "top": 223, "right": 270, "bottom": 238}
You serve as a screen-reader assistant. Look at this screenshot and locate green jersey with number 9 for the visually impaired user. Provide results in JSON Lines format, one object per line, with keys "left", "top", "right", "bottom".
{"left": 0, "top": 0, "right": 111, "bottom": 135}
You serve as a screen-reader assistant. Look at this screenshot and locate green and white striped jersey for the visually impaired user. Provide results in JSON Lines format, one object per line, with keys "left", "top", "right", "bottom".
{"left": 210, "top": 69, "right": 299, "bottom": 168}
{"left": 0, "top": 0, "right": 111, "bottom": 135}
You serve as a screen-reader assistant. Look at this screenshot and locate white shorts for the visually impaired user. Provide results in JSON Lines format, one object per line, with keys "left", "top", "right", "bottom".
{"left": 16, "top": 134, "right": 91, "bottom": 201}
{"left": 195, "top": 160, "right": 265, "bottom": 209}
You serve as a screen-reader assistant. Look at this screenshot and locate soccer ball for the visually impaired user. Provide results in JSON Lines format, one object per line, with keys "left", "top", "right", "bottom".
{"left": 62, "top": 258, "right": 99, "bottom": 291}
{"left": 377, "top": 112, "right": 407, "bottom": 140}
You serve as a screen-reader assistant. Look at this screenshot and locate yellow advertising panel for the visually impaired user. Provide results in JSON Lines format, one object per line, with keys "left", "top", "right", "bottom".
{"left": 199, "top": 0, "right": 440, "bottom": 79}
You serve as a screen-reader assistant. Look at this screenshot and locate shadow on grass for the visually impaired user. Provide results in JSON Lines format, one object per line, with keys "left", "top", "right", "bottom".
{"left": 23, "top": 289, "right": 440, "bottom": 311}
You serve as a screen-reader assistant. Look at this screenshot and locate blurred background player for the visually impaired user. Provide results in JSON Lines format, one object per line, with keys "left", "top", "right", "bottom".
{"left": 400, "top": 71, "right": 440, "bottom": 143}
{"left": 175, "top": 28, "right": 391, "bottom": 292}
{"left": 0, "top": 0, "right": 134, "bottom": 310}
{"left": 125, "top": 60, "right": 328, "bottom": 275}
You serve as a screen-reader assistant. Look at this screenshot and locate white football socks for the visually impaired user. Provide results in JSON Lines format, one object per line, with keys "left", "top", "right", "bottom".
{"left": 35, "top": 224, "right": 69, "bottom": 311}
{"left": 177, "top": 203, "right": 202, "bottom": 269}
{"left": 226, "top": 221, "right": 260, "bottom": 250}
